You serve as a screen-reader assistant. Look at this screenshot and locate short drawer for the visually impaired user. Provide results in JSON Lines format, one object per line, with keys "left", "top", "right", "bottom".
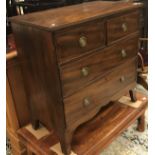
{"left": 55, "top": 20, "right": 106, "bottom": 64}
{"left": 64, "top": 59, "right": 137, "bottom": 128}
{"left": 60, "top": 35, "right": 139, "bottom": 97}
{"left": 107, "top": 11, "right": 140, "bottom": 44}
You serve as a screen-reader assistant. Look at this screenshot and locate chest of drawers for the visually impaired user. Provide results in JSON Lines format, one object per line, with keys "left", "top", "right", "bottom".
{"left": 11, "top": 1, "right": 143, "bottom": 154}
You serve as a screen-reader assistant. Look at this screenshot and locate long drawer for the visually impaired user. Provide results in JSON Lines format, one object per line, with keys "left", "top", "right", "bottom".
{"left": 107, "top": 11, "right": 140, "bottom": 44}
{"left": 60, "top": 35, "right": 139, "bottom": 97}
{"left": 64, "top": 58, "right": 137, "bottom": 128}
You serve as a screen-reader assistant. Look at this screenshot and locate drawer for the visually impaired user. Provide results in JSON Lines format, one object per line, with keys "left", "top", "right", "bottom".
{"left": 64, "top": 59, "right": 137, "bottom": 127}
{"left": 60, "top": 35, "right": 139, "bottom": 97}
{"left": 107, "top": 11, "right": 140, "bottom": 44}
{"left": 55, "top": 20, "right": 106, "bottom": 64}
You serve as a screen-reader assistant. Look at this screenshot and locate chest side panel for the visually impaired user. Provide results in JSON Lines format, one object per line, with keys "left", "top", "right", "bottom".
{"left": 11, "top": 23, "right": 65, "bottom": 132}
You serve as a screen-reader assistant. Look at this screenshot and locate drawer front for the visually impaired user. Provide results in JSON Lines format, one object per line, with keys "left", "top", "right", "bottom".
{"left": 64, "top": 59, "right": 137, "bottom": 128}
{"left": 61, "top": 35, "right": 139, "bottom": 97}
{"left": 107, "top": 11, "right": 140, "bottom": 44}
{"left": 55, "top": 20, "right": 106, "bottom": 64}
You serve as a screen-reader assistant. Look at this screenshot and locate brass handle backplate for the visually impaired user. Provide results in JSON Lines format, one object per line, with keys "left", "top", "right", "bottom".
{"left": 83, "top": 97, "right": 92, "bottom": 107}
{"left": 81, "top": 67, "right": 89, "bottom": 77}
{"left": 79, "top": 36, "right": 87, "bottom": 48}
{"left": 121, "top": 49, "right": 127, "bottom": 58}
{"left": 122, "top": 23, "right": 128, "bottom": 32}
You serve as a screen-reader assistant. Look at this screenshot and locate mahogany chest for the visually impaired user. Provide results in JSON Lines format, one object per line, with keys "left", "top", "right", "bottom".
{"left": 11, "top": 1, "right": 143, "bottom": 154}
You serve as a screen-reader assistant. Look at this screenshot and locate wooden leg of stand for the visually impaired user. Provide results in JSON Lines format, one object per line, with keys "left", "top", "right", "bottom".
{"left": 137, "top": 114, "right": 145, "bottom": 132}
{"left": 129, "top": 89, "right": 137, "bottom": 102}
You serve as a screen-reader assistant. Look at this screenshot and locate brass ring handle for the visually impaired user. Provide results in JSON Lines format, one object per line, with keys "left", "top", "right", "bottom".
{"left": 120, "top": 76, "right": 125, "bottom": 83}
{"left": 122, "top": 23, "right": 127, "bottom": 32}
{"left": 79, "top": 36, "right": 87, "bottom": 48}
{"left": 83, "top": 97, "right": 91, "bottom": 107}
{"left": 81, "top": 67, "right": 89, "bottom": 77}
{"left": 121, "top": 49, "right": 127, "bottom": 58}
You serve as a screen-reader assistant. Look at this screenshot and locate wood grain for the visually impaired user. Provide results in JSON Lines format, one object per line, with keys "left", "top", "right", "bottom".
{"left": 11, "top": 23, "right": 66, "bottom": 136}
{"left": 107, "top": 10, "right": 140, "bottom": 44}
{"left": 17, "top": 92, "right": 147, "bottom": 155}
{"left": 6, "top": 76, "right": 20, "bottom": 131}
{"left": 72, "top": 93, "right": 147, "bottom": 155}
{"left": 10, "top": 1, "right": 143, "bottom": 31}
{"left": 11, "top": 2, "right": 142, "bottom": 154}
{"left": 64, "top": 58, "right": 137, "bottom": 130}
{"left": 7, "top": 55, "right": 30, "bottom": 127}
{"left": 61, "top": 34, "right": 139, "bottom": 97}
{"left": 6, "top": 58, "right": 28, "bottom": 155}
{"left": 55, "top": 19, "right": 105, "bottom": 64}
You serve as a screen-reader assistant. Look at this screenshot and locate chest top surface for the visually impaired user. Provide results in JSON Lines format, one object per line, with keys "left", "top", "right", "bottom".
{"left": 10, "top": 1, "right": 143, "bottom": 31}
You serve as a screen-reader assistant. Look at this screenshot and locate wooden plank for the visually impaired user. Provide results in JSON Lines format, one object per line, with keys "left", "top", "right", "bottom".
{"left": 6, "top": 76, "right": 19, "bottom": 131}
{"left": 7, "top": 57, "right": 30, "bottom": 127}
{"left": 7, "top": 129, "right": 26, "bottom": 155}
{"left": 6, "top": 60, "right": 29, "bottom": 155}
